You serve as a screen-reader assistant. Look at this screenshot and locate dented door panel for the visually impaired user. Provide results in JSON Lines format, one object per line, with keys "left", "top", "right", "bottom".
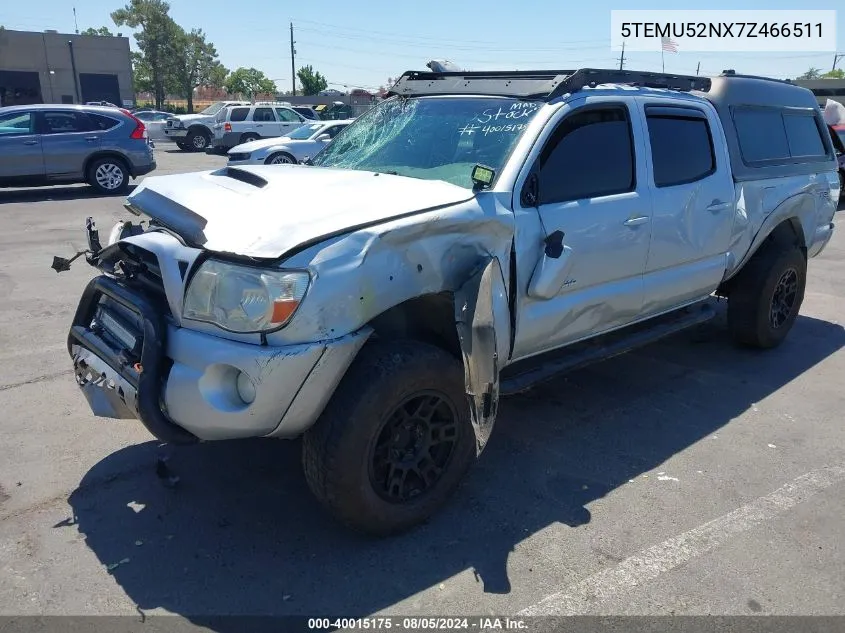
{"left": 454, "top": 257, "right": 509, "bottom": 455}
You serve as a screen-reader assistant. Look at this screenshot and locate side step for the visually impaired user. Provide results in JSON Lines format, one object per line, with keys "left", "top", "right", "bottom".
{"left": 500, "top": 300, "right": 717, "bottom": 396}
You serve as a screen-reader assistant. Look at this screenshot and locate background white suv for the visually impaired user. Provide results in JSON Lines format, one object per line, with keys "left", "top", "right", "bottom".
{"left": 212, "top": 102, "right": 307, "bottom": 151}
{"left": 164, "top": 100, "right": 249, "bottom": 151}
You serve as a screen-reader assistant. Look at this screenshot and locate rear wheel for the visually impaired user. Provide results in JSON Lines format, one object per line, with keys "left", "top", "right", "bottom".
{"left": 87, "top": 157, "right": 129, "bottom": 194}
{"left": 302, "top": 340, "right": 475, "bottom": 536}
{"left": 240, "top": 133, "right": 260, "bottom": 144}
{"left": 266, "top": 152, "right": 297, "bottom": 165}
{"left": 727, "top": 240, "right": 806, "bottom": 349}
{"left": 175, "top": 141, "right": 189, "bottom": 151}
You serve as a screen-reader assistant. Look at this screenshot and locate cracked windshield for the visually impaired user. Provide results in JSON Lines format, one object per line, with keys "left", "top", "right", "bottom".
{"left": 312, "top": 97, "right": 542, "bottom": 188}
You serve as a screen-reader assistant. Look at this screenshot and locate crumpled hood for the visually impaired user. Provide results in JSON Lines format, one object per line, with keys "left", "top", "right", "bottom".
{"left": 230, "top": 136, "right": 295, "bottom": 154}
{"left": 170, "top": 113, "right": 208, "bottom": 124}
{"left": 125, "top": 165, "right": 474, "bottom": 259}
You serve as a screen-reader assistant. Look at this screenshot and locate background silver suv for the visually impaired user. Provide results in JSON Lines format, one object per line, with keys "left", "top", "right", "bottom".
{"left": 0, "top": 104, "right": 156, "bottom": 195}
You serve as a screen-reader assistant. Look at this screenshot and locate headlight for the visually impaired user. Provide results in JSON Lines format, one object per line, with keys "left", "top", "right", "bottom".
{"left": 182, "top": 259, "right": 309, "bottom": 333}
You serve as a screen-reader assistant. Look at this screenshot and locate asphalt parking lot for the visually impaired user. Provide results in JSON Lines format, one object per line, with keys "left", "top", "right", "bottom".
{"left": 1, "top": 148, "right": 844, "bottom": 624}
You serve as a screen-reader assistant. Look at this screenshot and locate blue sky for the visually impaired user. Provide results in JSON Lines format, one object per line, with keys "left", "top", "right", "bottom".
{"left": 1, "top": 0, "right": 842, "bottom": 92}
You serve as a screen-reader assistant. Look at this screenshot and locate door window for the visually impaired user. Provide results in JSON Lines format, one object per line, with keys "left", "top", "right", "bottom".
{"left": 537, "top": 106, "right": 635, "bottom": 204}
{"left": 252, "top": 107, "right": 275, "bottom": 122}
{"left": 275, "top": 108, "right": 302, "bottom": 123}
{"left": 326, "top": 124, "right": 347, "bottom": 138}
{"left": 0, "top": 111, "right": 34, "bottom": 135}
{"left": 40, "top": 111, "right": 93, "bottom": 134}
{"left": 229, "top": 107, "right": 250, "bottom": 122}
{"left": 646, "top": 113, "right": 715, "bottom": 187}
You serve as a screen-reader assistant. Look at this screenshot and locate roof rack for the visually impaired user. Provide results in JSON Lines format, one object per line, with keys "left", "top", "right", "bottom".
{"left": 386, "top": 68, "right": 712, "bottom": 100}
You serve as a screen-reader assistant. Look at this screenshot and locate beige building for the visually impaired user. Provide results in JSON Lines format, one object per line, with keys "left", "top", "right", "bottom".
{"left": 793, "top": 79, "right": 845, "bottom": 108}
{"left": 0, "top": 28, "right": 133, "bottom": 107}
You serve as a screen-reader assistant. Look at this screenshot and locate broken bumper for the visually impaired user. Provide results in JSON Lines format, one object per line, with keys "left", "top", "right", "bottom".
{"left": 68, "top": 275, "right": 370, "bottom": 443}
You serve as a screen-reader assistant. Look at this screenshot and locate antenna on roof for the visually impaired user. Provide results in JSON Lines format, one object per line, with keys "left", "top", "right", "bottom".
{"left": 73, "top": 7, "right": 79, "bottom": 34}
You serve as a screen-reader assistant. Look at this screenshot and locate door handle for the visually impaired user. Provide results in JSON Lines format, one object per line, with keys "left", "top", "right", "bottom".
{"left": 23, "top": 139, "right": 39, "bottom": 145}
{"left": 706, "top": 200, "right": 731, "bottom": 212}
{"left": 255, "top": 124, "right": 263, "bottom": 128}
{"left": 623, "top": 216, "right": 649, "bottom": 227}
{"left": 84, "top": 136, "right": 98, "bottom": 142}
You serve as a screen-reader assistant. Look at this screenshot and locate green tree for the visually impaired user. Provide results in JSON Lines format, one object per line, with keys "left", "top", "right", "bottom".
{"left": 111, "top": 0, "right": 182, "bottom": 109}
{"left": 798, "top": 67, "right": 822, "bottom": 80}
{"left": 81, "top": 26, "right": 114, "bottom": 36}
{"left": 171, "top": 27, "right": 227, "bottom": 112}
{"left": 822, "top": 69, "right": 844, "bottom": 79}
{"left": 130, "top": 50, "right": 154, "bottom": 94}
{"left": 224, "top": 67, "right": 276, "bottom": 98}
{"left": 296, "top": 65, "right": 328, "bottom": 96}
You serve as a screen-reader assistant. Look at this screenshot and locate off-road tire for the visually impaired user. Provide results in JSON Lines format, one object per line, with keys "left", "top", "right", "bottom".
{"left": 186, "top": 129, "right": 210, "bottom": 151}
{"left": 175, "top": 141, "right": 189, "bottom": 151}
{"left": 302, "top": 339, "right": 475, "bottom": 536}
{"left": 727, "top": 241, "right": 806, "bottom": 349}
{"left": 87, "top": 157, "right": 129, "bottom": 195}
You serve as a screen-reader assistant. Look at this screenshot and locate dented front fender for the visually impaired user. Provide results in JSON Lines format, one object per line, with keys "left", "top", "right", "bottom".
{"left": 454, "top": 257, "right": 511, "bottom": 455}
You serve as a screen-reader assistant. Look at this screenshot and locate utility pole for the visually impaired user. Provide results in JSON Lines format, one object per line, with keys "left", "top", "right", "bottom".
{"left": 696, "top": 62, "right": 701, "bottom": 76}
{"left": 618, "top": 41, "right": 625, "bottom": 70}
{"left": 73, "top": 7, "right": 79, "bottom": 34}
{"left": 834, "top": 53, "right": 844, "bottom": 72}
{"left": 290, "top": 22, "right": 296, "bottom": 96}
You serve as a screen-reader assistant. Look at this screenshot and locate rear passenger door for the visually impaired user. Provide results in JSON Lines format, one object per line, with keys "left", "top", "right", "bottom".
{"left": 251, "top": 107, "right": 281, "bottom": 138}
{"left": 36, "top": 110, "right": 99, "bottom": 178}
{"left": 637, "top": 101, "right": 735, "bottom": 316}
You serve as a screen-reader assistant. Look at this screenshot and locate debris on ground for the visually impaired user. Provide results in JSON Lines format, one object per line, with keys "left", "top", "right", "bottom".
{"left": 768, "top": 444, "right": 777, "bottom": 449}
{"left": 126, "top": 501, "right": 145, "bottom": 513}
{"left": 155, "top": 457, "right": 181, "bottom": 489}
{"left": 657, "top": 475, "right": 680, "bottom": 482}
{"left": 106, "top": 558, "right": 130, "bottom": 571}
{"left": 134, "top": 540, "right": 144, "bottom": 546}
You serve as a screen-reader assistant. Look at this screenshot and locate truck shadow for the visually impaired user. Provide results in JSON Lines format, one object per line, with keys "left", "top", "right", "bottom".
{"left": 64, "top": 309, "right": 845, "bottom": 626}
{"left": 0, "top": 185, "right": 137, "bottom": 204}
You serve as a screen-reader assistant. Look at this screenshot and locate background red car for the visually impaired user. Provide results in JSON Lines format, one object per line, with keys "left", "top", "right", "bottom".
{"left": 830, "top": 124, "right": 845, "bottom": 191}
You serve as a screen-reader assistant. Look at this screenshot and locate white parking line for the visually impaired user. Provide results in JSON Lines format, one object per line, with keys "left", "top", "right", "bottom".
{"left": 519, "top": 464, "right": 845, "bottom": 616}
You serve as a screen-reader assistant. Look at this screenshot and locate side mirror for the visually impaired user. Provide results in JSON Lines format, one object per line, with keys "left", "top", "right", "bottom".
{"left": 521, "top": 171, "right": 539, "bottom": 208}
{"left": 316, "top": 133, "right": 331, "bottom": 142}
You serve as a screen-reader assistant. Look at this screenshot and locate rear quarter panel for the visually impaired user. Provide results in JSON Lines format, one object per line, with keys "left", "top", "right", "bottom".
{"left": 724, "top": 170, "right": 839, "bottom": 279}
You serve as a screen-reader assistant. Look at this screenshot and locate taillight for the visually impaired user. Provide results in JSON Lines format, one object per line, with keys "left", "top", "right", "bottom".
{"left": 224, "top": 122, "right": 232, "bottom": 132}
{"left": 120, "top": 108, "right": 147, "bottom": 140}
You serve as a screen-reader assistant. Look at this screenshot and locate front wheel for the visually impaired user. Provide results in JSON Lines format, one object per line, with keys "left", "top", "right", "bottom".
{"left": 302, "top": 340, "right": 475, "bottom": 536}
{"left": 727, "top": 242, "right": 806, "bottom": 349}
{"left": 266, "top": 152, "right": 297, "bottom": 165}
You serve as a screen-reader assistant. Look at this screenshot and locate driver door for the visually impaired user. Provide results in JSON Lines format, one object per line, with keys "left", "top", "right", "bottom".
{"left": 511, "top": 97, "right": 653, "bottom": 359}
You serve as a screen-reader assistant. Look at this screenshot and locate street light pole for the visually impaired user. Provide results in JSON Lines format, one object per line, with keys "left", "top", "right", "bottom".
{"left": 290, "top": 23, "right": 296, "bottom": 96}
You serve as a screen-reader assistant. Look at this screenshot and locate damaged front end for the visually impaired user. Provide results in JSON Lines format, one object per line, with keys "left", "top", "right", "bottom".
{"left": 54, "top": 217, "right": 199, "bottom": 445}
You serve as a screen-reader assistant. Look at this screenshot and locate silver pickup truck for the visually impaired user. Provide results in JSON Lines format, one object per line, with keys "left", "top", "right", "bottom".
{"left": 58, "top": 68, "right": 841, "bottom": 535}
